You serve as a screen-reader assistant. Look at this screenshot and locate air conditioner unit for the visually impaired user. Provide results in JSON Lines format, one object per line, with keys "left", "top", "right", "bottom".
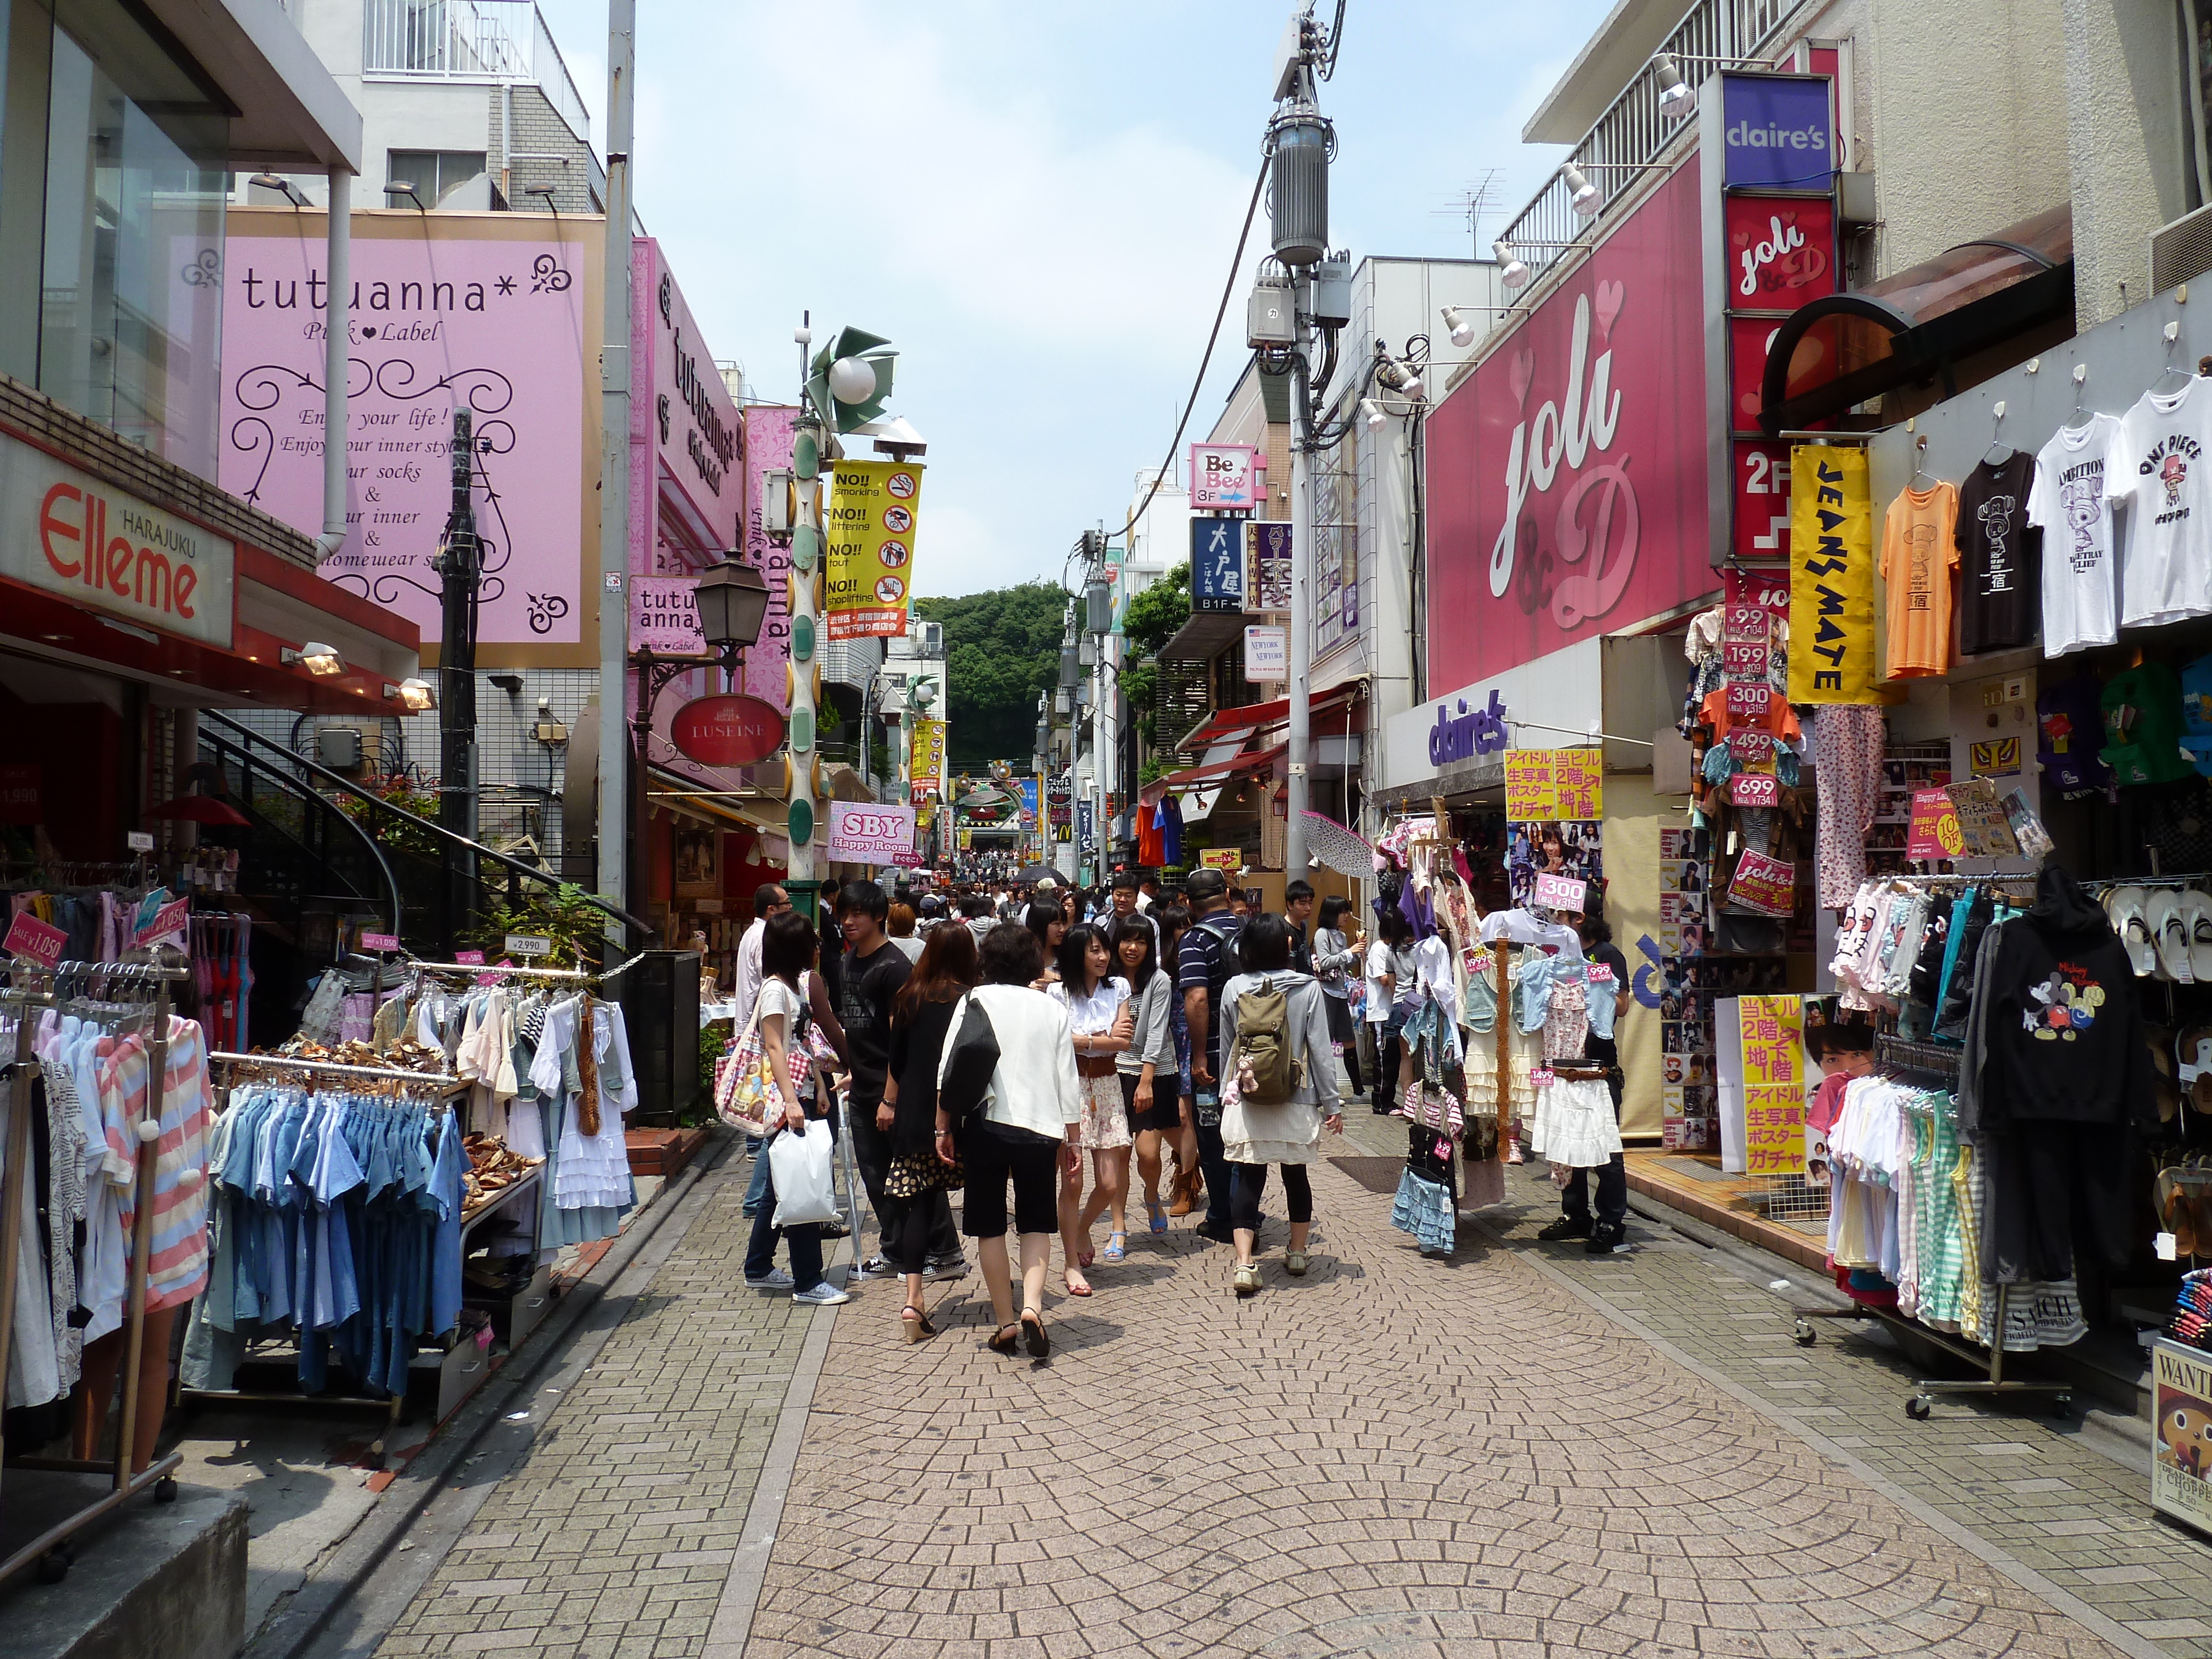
{"left": 2152, "top": 202, "right": 2212, "bottom": 295}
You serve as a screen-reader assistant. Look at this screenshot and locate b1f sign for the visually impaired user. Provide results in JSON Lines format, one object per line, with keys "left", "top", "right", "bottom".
{"left": 1719, "top": 72, "right": 1834, "bottom": 191}
{"left": 827, "top": 801, "right": 921, "bottom": 867}
{"left": 1191, "top": 518, "right": 1246, "bottom": 612}
{"left": 1189, "top": 444, "right": 1258, "bottom": 511}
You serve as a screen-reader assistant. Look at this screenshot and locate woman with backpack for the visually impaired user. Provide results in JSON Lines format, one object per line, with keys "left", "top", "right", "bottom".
{"left": 935, "top": 923, "right": 1083, "bottom": 1357}
{"left": 1050, "top": 924, "right": 1133, "bottom": 1292}
{"left": 878, "top": 922, "right": 978, "bottom": 1342}
{"left": 742, "top": 910, "right": 850, "bottom": 1306}
{"left": 1216, "top": 913, "right": 1344, "bottom": 1296}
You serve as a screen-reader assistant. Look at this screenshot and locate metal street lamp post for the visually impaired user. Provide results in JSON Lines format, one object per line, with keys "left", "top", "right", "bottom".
{"left": 628, "top": 558, "right": 772, "bottom": 936}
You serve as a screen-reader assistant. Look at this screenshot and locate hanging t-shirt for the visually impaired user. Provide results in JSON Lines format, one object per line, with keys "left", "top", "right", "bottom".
{"left": 2026, "top": 414, "right": 2121, "bottom": 657}
{"left": 1954, "top": 451, "right": 2039, "bottom": 655}
{"left": 2182, "top": 653, "right": 2212, "bottom": 776}
{"left": 2114, "top": 376, "right": 2212, "bottom": 627}
{"left": 2036, "top": 674, "right": 2111, "bottom": 796}
{"left": 1879, "top": 481, "right": 1958, "bottom": 678}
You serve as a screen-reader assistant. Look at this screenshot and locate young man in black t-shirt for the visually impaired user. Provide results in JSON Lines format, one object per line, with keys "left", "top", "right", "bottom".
{"left": 837, "top": 881, "right": 962, "bottom": 1281}
{"left": 1540, "top": 912, "right": 1635, "bottom": 1254}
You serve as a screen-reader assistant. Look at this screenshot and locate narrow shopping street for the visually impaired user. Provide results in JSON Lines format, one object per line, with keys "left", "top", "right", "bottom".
{"left": 332, "top": 1116, "right": 2212, "bottom": 1659}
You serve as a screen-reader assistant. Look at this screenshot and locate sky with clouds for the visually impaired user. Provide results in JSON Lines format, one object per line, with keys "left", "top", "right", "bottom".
{"left": 533, "top": 0, "right": 1610, "bottom": 598}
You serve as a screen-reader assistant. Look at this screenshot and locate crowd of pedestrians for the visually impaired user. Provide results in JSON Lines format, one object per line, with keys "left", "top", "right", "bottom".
{"left": 719, "top": 861, "right": 1631, "bottom": 1351}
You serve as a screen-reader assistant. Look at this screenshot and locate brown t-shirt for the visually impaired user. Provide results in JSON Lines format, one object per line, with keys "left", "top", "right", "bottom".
{"left": 1881, "top": 482, "right": 1959, "bottom": 678}
{"left": 1955, "top": 452, "right": 2040, "bottom": 656}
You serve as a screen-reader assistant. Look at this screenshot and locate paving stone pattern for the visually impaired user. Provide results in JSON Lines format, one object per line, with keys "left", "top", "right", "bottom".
{"left": 1410, "top": 1124, "right": 2212, "bottom": 1659}
{"left": 373, "top": 1155, "right": 816, "bottom": 1658}
{"left": 743, "top": 1126, "right": 2162, "bottom": 1659}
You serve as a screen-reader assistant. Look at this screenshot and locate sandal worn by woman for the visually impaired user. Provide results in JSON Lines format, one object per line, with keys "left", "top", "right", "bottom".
{"left": 1147, "top": 1199, "right": 1169, "bottom": 1235}
{"left": 987, "top": 1321, "right": 1021, "bottom": 1354}
{"left": 1102, "top": 1231, "right": 1126, "bottom": 1263}
{"left": 901, "top": 1305, "right": 938, "bottom": 1343}
{"left": 1063, "top": 1266, "right": 1093, "bottom": 1297}
{"left": 1020, "top": 1308, "right": 1050, "bottom": 1358}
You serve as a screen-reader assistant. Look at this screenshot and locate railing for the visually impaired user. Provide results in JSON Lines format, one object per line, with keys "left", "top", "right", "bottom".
{"left": 1496, "top": 0, "right": 1804, "bottom": 289}
{"left": 201, "top": 711, "right": 651, "bottom": 952}
{"left": 362, "top": 0, "right": 590, "bottom": 144}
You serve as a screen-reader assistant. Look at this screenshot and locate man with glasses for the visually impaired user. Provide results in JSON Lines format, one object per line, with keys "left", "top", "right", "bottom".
{"left": 736, "top": 883, "right": 789, "bottom": 1217}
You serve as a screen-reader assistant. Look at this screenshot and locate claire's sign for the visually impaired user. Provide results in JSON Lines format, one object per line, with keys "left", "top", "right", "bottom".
{"left": 670, "top": 693, "right": 785, "bottom": 768}
{"left": 1428, "top": 690, "right": 1510, "bottom": 768}
{"left": 1719, "top": 72, "right": 1835, "bottom": 191}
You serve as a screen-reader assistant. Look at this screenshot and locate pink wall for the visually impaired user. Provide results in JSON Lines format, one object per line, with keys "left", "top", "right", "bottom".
{"left": 220, "top": 229, "right": 586, "bottom": 645}
{"left": 740, "top": 405, "right": 797, "bottom": 714}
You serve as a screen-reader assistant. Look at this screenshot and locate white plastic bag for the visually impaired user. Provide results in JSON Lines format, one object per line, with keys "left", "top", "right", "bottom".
{"left": 768, "top": 1118, "right": 838, "bottom": 1228}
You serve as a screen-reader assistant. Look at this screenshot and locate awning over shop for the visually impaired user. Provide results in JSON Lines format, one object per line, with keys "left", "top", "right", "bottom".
{"left": 1759, "top": 205, "right": 2073, "bottom": 434}
{"left": 1177, "top": 685, "right": 1358, "bottom": 753}
{"left": 1155, "top": 741, "right": 1287, "bottom": 792}
{"left": 1159, "top": 609, "right": 1249, "bottom": 662}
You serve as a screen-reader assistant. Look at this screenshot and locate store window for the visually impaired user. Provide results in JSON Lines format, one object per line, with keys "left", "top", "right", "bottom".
{"left": 35, "top": 0, "right": 229, "bottom": 479}
{"left": 387, "top": 149, "right": 487, "bottom": 208}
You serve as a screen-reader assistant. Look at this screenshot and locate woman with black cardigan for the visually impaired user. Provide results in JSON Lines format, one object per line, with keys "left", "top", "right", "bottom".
{"left": 879, "top": 922, "right": 978, "bottom": 1342}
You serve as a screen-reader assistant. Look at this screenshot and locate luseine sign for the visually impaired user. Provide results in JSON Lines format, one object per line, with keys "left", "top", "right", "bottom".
{"left": 669, "top": 693, "right": 785, "bottom": 767}
{"left": 5, "top": 439, "right": 236, "bottom": 648}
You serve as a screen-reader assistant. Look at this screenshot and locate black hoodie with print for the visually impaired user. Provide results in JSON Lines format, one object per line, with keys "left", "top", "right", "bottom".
{"left": 1977, "top": 866, "right": 2156, "bottom": 1131}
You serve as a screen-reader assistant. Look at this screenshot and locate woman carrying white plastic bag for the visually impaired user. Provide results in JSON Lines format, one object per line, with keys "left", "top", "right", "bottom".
{"left": 743, "top": 911, "right": 850, "bottom": 1304}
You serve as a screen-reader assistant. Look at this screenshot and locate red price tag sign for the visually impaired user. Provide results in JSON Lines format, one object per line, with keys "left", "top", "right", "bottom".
{"left": 455, "top": 950, "right": 486, "bottom": 966}
{"left": 1731, "top": 771, "right": 1781, "bottom": 807}
{"left": 1725, "top": 681, "right": 1772, "bottom": 722}
{"left": 360, "top": 932, "right": 399, "bottom": 953}
{"left": 1530, "top": 1069, "right": 1557, "bottom": 1089}
{"left": 3, "top": 912, "right": 66, "bottom": 970}
{"left": 1588, "top": 963, "right": 1614, "bottom": 984}
{"left": 1722, "top": 639, "right": 1770, "bottom": 675}
{"left": 133, "top": 896, "right": 190, "bottom": 947}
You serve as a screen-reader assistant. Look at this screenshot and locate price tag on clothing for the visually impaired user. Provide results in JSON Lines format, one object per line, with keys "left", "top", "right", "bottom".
{"left": 132, "top": 896, "right": 190, "bottom": 948}
{"left": 2158, "top": 1232, "right": 2180, "bottom": 1262}
{"left": 504, "top": 935, "right": 554, "bottom": 958}
{"left": 126, "top": 831, "right": 154, "bottom": 852}
{"left": 1530, "top": 1069, "right": 1556, "bottom": 1089}
{"left": 1588, "top": 963, "right": 1614, "bottom": 984}
{"left": 455, "top": 950, "right": 486, "bottom": 965}
{"left": 360, "top": 932, "right": 399, "bottom": 953}
{"left": 3, "top": 912, "right": 66, "bottom": 971}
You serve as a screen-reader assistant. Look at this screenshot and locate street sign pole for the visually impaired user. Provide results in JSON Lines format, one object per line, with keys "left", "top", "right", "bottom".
{"left": 596, "top": 0, "right": 636, "bottom": 947}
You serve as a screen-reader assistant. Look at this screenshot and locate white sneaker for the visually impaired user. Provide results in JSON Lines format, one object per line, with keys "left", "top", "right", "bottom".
{"left": 744, "top": 1269, "right": 794, "bottom": 1291}
{"left": 792, "top": 1281, "right": 851, "bottom": 1306}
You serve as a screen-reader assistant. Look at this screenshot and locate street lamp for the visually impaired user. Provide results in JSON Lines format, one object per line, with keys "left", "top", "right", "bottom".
{"left": 628, "top": 557, "right": 774, "bottom": 940}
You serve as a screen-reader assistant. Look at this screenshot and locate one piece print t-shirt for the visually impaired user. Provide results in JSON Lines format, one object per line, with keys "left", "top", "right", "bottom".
{"left": 2025, "top": 413, "right": 2122, "bottom": 658}
{"left": 1880, "top": 481, "right": 1959, "bottom": 678}
{"left": 1954, "top": 451, "right": 2039, "bottom": 656}
{"left": 2114, "top": 377, "right": 2212, "bottom": 628}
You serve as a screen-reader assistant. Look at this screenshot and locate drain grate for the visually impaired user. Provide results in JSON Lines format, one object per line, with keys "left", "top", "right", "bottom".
{"left": 1329, "top": 1156, "right": 1406, "bottom": 1195}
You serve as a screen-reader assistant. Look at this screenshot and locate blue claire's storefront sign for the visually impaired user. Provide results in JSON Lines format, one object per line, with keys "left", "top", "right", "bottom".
{"left": 1428, "top": 689, "right": 1511, "bottom": 768}
{"left": 1719, "top": 72, "right": 1834, "bottom": 191}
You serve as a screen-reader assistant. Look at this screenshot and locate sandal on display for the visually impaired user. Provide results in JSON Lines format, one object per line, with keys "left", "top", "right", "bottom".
{"left": 2110, "top": 887, "right": 2158, "bottom": 976}
{"left": 2148, "top": 889, "right": 2192, "bottom": 983}
{"left": 2184, "top": 891, "right": 2212, "bottom": 984}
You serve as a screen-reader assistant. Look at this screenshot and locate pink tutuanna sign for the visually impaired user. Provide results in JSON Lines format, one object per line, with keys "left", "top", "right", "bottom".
{"left": 1425, "top": 160, "right": 1712, "bottom": 690}
{"left": 218, "top": 229, "right": 587, "bottom": 645}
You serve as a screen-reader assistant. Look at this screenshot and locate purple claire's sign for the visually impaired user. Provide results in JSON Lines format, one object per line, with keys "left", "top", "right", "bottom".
{"left": 1719, "top": 72, "right": 1835, "bottom": 191}
{"left": 220, "top": 233, "right": 587, "bottom": 644}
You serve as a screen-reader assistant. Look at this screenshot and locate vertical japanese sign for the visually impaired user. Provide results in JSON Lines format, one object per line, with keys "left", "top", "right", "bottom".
{"left": 1786, "top": 444, "right": 1875, "bottom": 703}
{"left": 1245, "top": 521, "right": 1292, "bottom": 612}
{"left": 1190, "top": 518, "right": 1245, "bottom": 612}
{"left": 1737, "top": 994, "right": 1804, "bottom": 1175}
{"left": 825, "top": 459, "right": 924, "bottom": 640}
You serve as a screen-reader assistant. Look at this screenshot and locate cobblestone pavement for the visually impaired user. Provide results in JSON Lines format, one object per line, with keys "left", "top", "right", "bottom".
{"left": 367, "top": 1113, "right": 2212, "bottom": 1659}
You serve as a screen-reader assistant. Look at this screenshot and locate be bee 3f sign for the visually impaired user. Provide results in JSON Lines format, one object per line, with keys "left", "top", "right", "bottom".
{"left": 827, "top": 802, "right": 921, "bottom": 867}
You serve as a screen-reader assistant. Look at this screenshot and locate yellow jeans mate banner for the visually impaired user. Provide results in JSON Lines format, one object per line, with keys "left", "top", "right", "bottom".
{"left": 825, "top": 459, "right": 924, "bottom": 640}
{"left": 1787, "top": 444, "right": 1875, "bottom": 704}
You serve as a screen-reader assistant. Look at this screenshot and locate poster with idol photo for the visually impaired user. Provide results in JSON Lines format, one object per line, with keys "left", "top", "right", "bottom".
{"left": 1506, "top": 821, "right": 1603, "bottom": 910}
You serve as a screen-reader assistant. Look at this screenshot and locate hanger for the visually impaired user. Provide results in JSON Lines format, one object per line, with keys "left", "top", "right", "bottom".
{"left": 1908, "top": 434, "right": 1934, "bottom": 491}
{"left": 2152, "top": 320, "right": 2197, "bottom": 395}
{"left": 2060, "top": 363, "right": 2098, "bottom": 435}
{"left": 1980, "top": 400, "right": 2013, "bottom": 467}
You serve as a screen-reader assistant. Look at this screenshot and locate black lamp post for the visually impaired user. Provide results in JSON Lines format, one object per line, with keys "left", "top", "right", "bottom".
{"left": 630, "top": 558, "right": 773, "bottom": 938}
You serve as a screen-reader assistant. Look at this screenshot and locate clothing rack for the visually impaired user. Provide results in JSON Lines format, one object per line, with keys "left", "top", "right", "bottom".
{"left": 0, "top": 955, "right": 194, "bottom": 1590}
{"left": 208, "top": 1050, "right": 465, "bottom": 1092}
{"left": 1790, "top": 1031, "right": 2073, "bottom": 1421}
{"left": 402, "top": 956, "right": 598, "bottom": 982}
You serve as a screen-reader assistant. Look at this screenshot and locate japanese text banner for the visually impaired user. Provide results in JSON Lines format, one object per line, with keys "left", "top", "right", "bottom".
{"left": 1786, "top": 444, "right": 1875, "bottom": 704}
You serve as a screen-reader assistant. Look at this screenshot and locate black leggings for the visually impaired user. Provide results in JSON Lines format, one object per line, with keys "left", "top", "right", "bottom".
{"left": 1229, "top": 1162, "right": 1313, "bottom": 1232}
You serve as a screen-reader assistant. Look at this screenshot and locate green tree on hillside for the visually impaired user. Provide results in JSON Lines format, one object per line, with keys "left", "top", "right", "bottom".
{"left": 915, "top": 582, "right": 1066, "bottom": 769}
{"left": 1117, "top": 563, "right": 1189, "bottom": 762}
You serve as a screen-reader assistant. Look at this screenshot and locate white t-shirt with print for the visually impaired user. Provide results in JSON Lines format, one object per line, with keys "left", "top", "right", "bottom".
{"left": 2114, "top": 378, "right": 2212, "bottom": 628}
{"left": 2026, "top": 413, "right": 2121, "bottom": 656}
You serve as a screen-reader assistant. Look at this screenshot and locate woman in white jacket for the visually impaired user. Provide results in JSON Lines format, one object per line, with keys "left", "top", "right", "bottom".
{"left": 936, "top": 922, "right": 1082, "bottom": 1358}
{"left": 1217, "top": 913, "right": 1344, "bottom": 1296}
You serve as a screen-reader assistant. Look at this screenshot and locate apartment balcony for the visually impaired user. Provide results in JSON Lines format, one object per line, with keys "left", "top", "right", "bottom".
{"left": 362, "top": 0, "right": 589, "bottom": 144}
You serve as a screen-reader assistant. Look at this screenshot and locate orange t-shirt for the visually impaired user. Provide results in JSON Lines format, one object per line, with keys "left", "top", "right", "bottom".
{"left": 1880, "top": 482, "right": 1959, "bottom": 677}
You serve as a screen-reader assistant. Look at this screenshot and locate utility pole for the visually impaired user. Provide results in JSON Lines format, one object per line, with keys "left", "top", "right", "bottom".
{"left": 437, "top": 409, "right": 481, "bottom": 950}
{"left": 595, "top": 0, "right": 636, "bottom": 945}
{"left": 1286, "top": 351, "right": 1312, "bottom": 878}
{"left": 787, "top": 397, "right": 824, "bottom": 916}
